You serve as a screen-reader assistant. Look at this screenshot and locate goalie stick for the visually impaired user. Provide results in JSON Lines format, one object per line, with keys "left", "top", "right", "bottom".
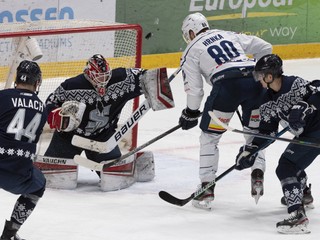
{"left": 208, "top": 111, "right": 320, "bottom": 149}
{"left": 74, "top": 124, "right": 181, "bottom": 171}
{"left": 71, "top": 67, "right": 181, "bottom": 153}
{"left": 158, "top": 127, "right": 289, "bottom": 207}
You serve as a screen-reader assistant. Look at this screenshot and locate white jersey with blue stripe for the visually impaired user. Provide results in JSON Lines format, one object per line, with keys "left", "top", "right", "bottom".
{"left": 180, "top": 29, "right": 272, "bottom": 110}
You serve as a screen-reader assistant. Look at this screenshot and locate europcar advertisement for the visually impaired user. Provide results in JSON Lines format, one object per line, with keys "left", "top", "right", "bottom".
{"left": 1, "top": 0, "right": 320, "bottom": 56}
{"left": 116, "top": 0, "right": 320, "bottom": 54}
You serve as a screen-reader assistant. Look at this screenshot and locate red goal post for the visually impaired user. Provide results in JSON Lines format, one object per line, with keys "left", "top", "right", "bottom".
{"left": 0, "top": 20, "right": 142, "bottom": 152}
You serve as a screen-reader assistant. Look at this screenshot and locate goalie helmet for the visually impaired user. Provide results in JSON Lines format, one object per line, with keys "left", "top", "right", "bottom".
{"left": 181, "top": 12, "right": 209, "bottom": 44}
{"left": 253, "top": 54, "right": 283, "bottom": 81}
{"left": 15, "top": 60, "right": 42, "bottom": 86}
{"left": 84, "top": 54, "right": 111, "bottom": 96}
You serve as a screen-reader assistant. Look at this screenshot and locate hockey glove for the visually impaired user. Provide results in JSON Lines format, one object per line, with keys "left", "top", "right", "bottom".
{"left": 179, "top": 107, "right": 201, "bottom": 130}
{"left": 48, "top": 101, "right": 86, "bottom": 132}
{"left": 235, "top": 145, "right": 259, "bottom": 170}
{"left": 48, "top": 107, "right": 63, "bottom": 131}
{"left": 288, "top": 101, "right": 314, "bottom": 131}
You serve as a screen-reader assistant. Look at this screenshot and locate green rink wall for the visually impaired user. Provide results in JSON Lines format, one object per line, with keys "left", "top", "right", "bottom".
{"left": 116, "top": 0, "right": 320, "bottom": 68}
{"left": 141, "top": 43, "right": 320, "bottom": 69}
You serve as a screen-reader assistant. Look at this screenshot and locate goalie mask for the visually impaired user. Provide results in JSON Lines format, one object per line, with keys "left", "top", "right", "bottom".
{"left": 15, "top": 60, "right": 42, "bottom": 92}
{"left": 253, "top": 54, "right": 283, "bottom": 82}
{"left": 84, "top": 54, "right": 112, "bottom": 96}
{"left": 182, "top": 12, "right": 209, "bottom": 44}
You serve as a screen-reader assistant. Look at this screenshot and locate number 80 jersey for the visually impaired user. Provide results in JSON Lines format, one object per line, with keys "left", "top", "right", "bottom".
{"left": 180, "top": 29, "right": 272, "bottom": 108}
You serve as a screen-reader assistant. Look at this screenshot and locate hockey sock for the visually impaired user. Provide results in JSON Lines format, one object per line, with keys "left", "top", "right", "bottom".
{"left": 10, "top": 194, "right": 40, "bottom": 228}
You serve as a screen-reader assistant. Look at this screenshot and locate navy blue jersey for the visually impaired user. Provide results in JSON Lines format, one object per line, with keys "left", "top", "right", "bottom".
{"left": 46, "top": 67, "right": 144, "bottom": 141}
{"left": 0, "top": 88, "right": 47, "bottom": 175}
{"left": 253, "top": 76, "right": 320, "bottom": 145}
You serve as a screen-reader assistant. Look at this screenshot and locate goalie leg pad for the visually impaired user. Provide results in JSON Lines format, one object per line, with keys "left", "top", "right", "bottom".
{"left": 100, "top": 151, "right": 155, "bottom": 191}
{"left": 34, "top": 155, "right": 78, "bottom": 190}
{"left": 100, "top": 155, "right": 136, "bottom": 192}
{"left": 135, "top": 151, "right": 155, "bottom": 182}
{"left": 141, "top": 67, "right": 175, "bottom": 111}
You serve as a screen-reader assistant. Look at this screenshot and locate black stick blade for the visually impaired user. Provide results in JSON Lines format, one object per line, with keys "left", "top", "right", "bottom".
{"left": 158, "top": 191, "right": 193, "bottom": 206}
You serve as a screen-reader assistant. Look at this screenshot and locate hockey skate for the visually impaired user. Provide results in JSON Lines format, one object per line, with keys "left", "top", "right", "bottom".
{"left": 251, "top": 169, "right": 264, "bottom": 204}
{"left": 192, "top": 182, "right": 215, "bottom": 210}
{"left": 0, "top": 220, "right": 24, "bottom": 240}
{"left": 280, "top": 184, "right": 314, "bottom": 209}
{"left": 276, "top": 205, "right": 310, "bottom": 234}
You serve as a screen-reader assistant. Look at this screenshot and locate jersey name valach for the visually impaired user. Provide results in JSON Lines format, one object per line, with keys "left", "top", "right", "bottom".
{"left": 11, "top": 97, "right": 44, "bottom": 112}
{"left": 189, "top": 0, "right": 293, "bottom": 12}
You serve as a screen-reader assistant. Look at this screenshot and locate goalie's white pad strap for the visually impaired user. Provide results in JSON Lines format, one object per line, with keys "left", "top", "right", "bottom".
{"left": 141, "top": 67, "right": 175, "bottom": 111}
{"left": 34, "top": 155, "right": 78, "bottom": 189}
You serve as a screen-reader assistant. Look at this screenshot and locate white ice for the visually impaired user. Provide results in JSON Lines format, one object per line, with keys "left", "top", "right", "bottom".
{"left": 1, "top": 58, "right": 320, "bottom": 240}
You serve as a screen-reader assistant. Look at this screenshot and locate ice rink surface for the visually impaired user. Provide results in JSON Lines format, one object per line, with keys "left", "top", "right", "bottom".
{"left": 1, "top": 58, "right": 320, "bottom": 239}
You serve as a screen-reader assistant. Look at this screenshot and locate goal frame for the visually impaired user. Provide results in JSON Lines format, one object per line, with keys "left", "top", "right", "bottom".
{"left": 0, "top": 21, "right": 143, "bottom": 150}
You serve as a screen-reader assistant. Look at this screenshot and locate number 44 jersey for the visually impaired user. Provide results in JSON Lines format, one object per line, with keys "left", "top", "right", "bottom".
{"left": 0, "top": 88, "right": 47, "bottom": 174}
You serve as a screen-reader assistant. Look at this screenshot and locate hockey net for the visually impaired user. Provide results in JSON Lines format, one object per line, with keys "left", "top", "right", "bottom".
{"left": 0, "top": 20, "right": 142, "bottom": 154}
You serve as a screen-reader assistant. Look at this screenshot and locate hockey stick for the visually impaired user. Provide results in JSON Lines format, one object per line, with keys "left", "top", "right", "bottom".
{"left": 208, "top": 111, "right": 320, "bottom": 149}
{"left": 71, "top": 67, "right": 181, "bottom": 153}
{"left": 158, "top": 127, "right": 289, "bottom": 207}
{"left": 74, "top": 124, "right": 181, "bottom": 171}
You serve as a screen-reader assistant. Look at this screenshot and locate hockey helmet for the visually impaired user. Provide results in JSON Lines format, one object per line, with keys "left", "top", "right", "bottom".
{"left": 84, "top": 54, "right": 111, "bottom": 96}
{"left": 253, "top": 54, "right": 283, "bottom": 81}
{"left": 15, "top": 60, "right": 42, "bottom": 86}
{"left": 181, "top": 12, "right": 209, "bottom": 44}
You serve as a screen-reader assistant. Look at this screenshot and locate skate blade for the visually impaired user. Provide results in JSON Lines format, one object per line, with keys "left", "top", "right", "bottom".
{"left": 252, "top": 186, "right": 263, "bottom": 204}
{"left": 277, "top": 224, "right": 311, "bottom": 234}
{"left": 192, "top": 200, "right": 212, "bottom": 211}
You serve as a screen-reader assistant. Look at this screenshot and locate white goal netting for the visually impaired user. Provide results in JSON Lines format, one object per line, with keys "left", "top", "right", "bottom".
{"left": 0, "top": 20, "right": 142, "bottom": 154}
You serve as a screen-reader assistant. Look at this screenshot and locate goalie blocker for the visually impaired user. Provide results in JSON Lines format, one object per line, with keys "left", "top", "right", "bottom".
{"left": 34, "top": 151, "right": 154, "bottom": 191}
{"left": 141, "top": 67, "right": 175, "bottom": 111}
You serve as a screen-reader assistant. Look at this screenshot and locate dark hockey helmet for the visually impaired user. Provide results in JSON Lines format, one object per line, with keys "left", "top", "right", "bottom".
{"left": 84, "top": 54, "right": 112, "bottom": 96}
{"left": 253, "top": 54, "right": 283, "bottom": 81}
{"left": 15, "top": 60, "right": 42, "bottom": 86}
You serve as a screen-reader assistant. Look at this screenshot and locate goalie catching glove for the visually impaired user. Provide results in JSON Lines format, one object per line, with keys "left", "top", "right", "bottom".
{"left": 179, "top": 107, "right": 201, "bottom": 130}
{"left": 235, "top": 144, "right": 259, "bottom": 170}
{"left": 48, "top": 101, "right": 86, "bottom": 132}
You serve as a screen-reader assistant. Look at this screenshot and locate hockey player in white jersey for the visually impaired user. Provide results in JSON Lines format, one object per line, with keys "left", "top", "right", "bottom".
{"left": 178, "top": 12, "right": 272, "bottom": 209}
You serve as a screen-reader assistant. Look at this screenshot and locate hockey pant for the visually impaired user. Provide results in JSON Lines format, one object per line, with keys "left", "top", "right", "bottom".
{"left": 198, "top": 77, "right": 266, "bottom": 183}
{"left": 199, "top": 130, "right": 265, "bottom": 183}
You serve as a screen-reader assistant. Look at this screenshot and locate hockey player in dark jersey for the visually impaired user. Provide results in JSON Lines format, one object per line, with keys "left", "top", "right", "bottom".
{"left": 41, "top": 54, "right": 172, "bottom": 190}
{"left": 0, "top": 60, "right": 47, "bottom": 240}
{"left": 235, "top": 54, "right": 318, "bottom": 234}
